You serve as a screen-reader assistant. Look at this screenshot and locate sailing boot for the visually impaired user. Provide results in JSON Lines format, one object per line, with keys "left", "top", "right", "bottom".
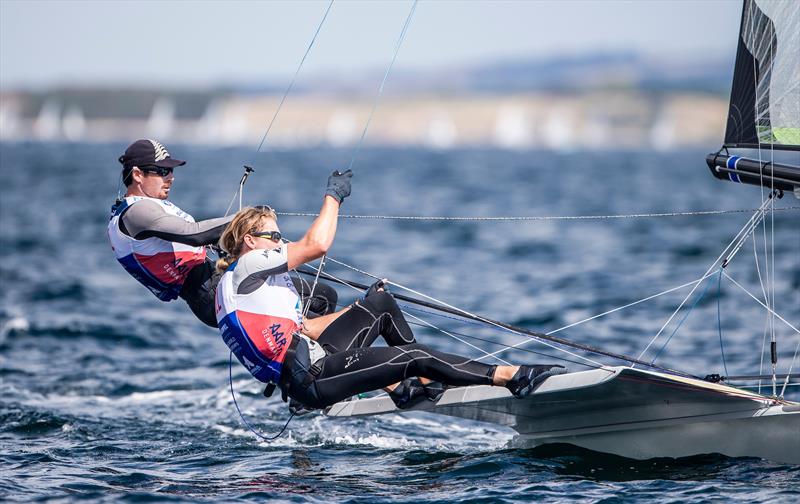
{"left": 389, "top": 377, "right": 428, "bottom": 409}
{"left": 422, "top": 381, "right": 447, "bottom": 403}
{"left": 288, "top": 398, "right": 316, "bottom": 416}
{"left": 505, "top": 365, "right": 567, "bottom": 398}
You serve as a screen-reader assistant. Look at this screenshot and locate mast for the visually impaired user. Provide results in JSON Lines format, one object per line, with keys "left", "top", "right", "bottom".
{"left": 706, "top": 0, "right": 800, "bottom": 191}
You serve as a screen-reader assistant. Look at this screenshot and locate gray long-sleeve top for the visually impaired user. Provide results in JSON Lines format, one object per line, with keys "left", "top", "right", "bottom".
{"left": 120, "top": 199, "right": 233, "bottom": 246}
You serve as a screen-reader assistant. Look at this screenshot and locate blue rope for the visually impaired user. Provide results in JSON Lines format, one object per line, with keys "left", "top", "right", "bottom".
{"left": 256, "top": 0, "right": 335, "bottom": 153}
{"left": 229, "top": 352, "right": 295, "bottom": 442}
{"left": 651, "top": 269, "right": 718, "bottom": 364}
{"left": 345, "top": 0, "right": 418, "bottom": 172}
{"left": 717, "top": 269, "right": 730, "bottom": 377}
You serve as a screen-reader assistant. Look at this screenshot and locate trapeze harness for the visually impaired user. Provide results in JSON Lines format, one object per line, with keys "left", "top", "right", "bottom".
{"left": 108, "top": 196, "right": 224, "bottom": 327}
{"left": 216, "top": 246, "right": 497, "bottom": 409}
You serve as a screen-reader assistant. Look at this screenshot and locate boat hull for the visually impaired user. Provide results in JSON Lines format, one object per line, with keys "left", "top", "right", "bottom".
{"left": 325, "top": 366, "right": 800, "bottom": 464}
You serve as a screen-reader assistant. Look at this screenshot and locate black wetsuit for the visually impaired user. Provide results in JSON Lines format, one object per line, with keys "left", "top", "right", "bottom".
{"left": 285, "top": 291, "right": 497, "bottom": 409}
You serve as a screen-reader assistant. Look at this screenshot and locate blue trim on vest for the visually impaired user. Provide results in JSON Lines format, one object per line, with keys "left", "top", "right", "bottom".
{"left": 219, "top": 311, "right": 283, "bottom": 383}
{"left": 117, "top": 253, "right": 182, "bottom": 301}
{"left": 111, "top": 198, "right": 132, "bottom": 219}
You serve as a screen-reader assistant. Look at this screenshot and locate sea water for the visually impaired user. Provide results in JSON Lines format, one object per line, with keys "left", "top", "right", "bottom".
{"left": 1, "top": 143, "right": 798, "bottom": 502}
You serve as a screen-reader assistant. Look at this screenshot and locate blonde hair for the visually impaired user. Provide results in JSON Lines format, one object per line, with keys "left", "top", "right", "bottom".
{"left": 216, "top": 206, "right": 278, "bottom": 272}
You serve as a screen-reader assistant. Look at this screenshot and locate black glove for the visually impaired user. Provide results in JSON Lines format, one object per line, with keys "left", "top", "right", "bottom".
{"left": 325, "top": 169, "right": 353, "bottom": 204}
{"left": 364, "top": 278, "right": 389, "bottom": 299}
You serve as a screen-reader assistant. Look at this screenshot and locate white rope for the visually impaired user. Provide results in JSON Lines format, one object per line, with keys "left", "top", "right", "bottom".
{"left": 300, "top": 255, "right": 326, "bottom": 319}
{"left": 781, "top": 338, "right": 800, "bottom": 398}
{"left": 480, "top": 270, "right": 721, "bottom": 362}
{"left": 323, "top": 256, "right": 609, "bottom": 369}
{"left": 402, "top": 310, "right": 512, "bottom": 365}
{"left": 635, "top": 196, "right": 775, "bottom": 363}
{"left": 322, "top": 255, "right": 608, "bottom": 368}
{"left": 748, "top": 0, "right": 779, "bottom": 395}
{"left": 722, "top": 271, "right": 800, "bottom": 337}
{"left": 383, "top": 278, "right": 608, "bottom": 369}
{"left": 754, "top": 232, "right": 770, "bottom": 394}
{"left": 301, "top": 261, "right": 510, "bottom": 364}
{"left": 345, "top": 0, "right": 418, "bottom": 173}
{"left": 256, "top": 0, "right": 334, "bottom": 153}
{"left": 275, "top": 207, "right": 799, "bottom": 222}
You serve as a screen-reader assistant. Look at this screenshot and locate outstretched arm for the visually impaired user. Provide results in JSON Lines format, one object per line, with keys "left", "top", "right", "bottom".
{"left": 286, "top": 170, "right": 352, "bottom": 270}
{"left": 120, "top": 200, "right": 233, "bottom": 246}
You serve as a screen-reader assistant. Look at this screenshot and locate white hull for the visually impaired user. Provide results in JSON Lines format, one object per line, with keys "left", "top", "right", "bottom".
{"left": 326, "top": 366, "right": 800, "bottom": 464}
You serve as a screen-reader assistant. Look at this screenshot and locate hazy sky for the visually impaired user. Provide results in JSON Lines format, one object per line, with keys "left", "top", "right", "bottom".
{"left": 1, "top": 0, "right": 743, "bottom": 89}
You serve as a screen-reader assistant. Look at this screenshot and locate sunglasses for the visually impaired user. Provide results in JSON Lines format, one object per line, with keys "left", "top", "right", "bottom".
{"left": 139, "top": 166, "right": 174, "bottom": 177}
{"left": 251, "top": 230, "right": 282, "bottom": 241}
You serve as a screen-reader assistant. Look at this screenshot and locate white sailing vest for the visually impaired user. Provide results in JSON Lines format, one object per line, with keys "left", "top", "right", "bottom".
{"left": 108, "top": 196, "right": 206, "bottom": 301}
{"left": 215, "top": 247, "right": 324, "bottom": 384}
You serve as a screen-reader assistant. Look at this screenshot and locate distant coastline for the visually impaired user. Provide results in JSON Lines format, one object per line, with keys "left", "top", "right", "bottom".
{"left": 0, "top": 53, "right": 731, "bottom": 150}
{"left": 0, "top": 89, "right": 726, "bottom": 150}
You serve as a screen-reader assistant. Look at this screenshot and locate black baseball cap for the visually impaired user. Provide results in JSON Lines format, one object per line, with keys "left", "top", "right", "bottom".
{"left": 118, "top": 139, "right": 186, "bottom": 169}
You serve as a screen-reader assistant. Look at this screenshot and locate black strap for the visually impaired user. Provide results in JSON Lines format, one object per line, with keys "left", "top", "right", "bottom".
{"left": 276, "top": 337, "right": 301, "bottom": 402}
{"left": 301, "top": 362, "right": 322, "bottom": 388}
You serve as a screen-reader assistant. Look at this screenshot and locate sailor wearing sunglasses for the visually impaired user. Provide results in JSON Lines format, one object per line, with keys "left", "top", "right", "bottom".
{"left": 108, "top": 139, "right": 339, "bottom": 328}
{"left": 107, "top": 139, "right": 233, "bottom": 327}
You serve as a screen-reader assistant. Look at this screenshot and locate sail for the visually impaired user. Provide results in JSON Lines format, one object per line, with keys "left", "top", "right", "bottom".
{"left": 706, "top": 0, "right": 800, "bottom": 191}
{"left": 725, "top": 0, "right": 799, "bottom": 150}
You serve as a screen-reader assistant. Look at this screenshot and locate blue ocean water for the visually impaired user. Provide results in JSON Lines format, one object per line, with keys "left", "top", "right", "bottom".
{"left": 1, "top": 142, "right": 798, "bottom": 502}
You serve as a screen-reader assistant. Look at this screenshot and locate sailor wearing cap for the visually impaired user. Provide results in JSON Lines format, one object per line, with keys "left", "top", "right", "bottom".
{"left": 107, "top": 139, "right": 339, "bottom": 328}
{"left": 107, "top": 139, "right": 233, "bottom": 326}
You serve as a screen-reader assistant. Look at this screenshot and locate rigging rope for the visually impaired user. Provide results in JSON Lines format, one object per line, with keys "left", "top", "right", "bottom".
{"left": 479, "top": 270, "right": 721, "bottom": 362}
{"left": 256, "top": 0, "right": 335, "bottom": 154}
{"left": 307, "top": 257, "right": 693, "bottom": 376}
{"left": 722, "top": 269, "right": 800, "bottom": 398}
{"left": 722, "top": 271, "right": 800, "bottom": 336}
{"left": 635, "top": 194, "right": 777, "bottom": 363}
{"left": 275, "top": 206, "right": 800, "bottom": 222}
{"left": 402, "top": 309, "right": 512, "bottom": 365}
{"left": 399, "top": 304, "right": 603, "bottom": 369}
{"left": 748, "top": 0, "right": 779, "bottom": 396}
{"left": 302, "top": 0, "right": 418, "bottom": 332}
{"left": 649, "top": 269, "right": 718, "bottom": 365}
{"left": 229, "top": 353, "right": 296, "bottom": 442}
{"left": 716, "top": 269, "right": 730, "bottom": 378}
{"left": 345, "top": 0, "right": 418, "bottom": 173}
